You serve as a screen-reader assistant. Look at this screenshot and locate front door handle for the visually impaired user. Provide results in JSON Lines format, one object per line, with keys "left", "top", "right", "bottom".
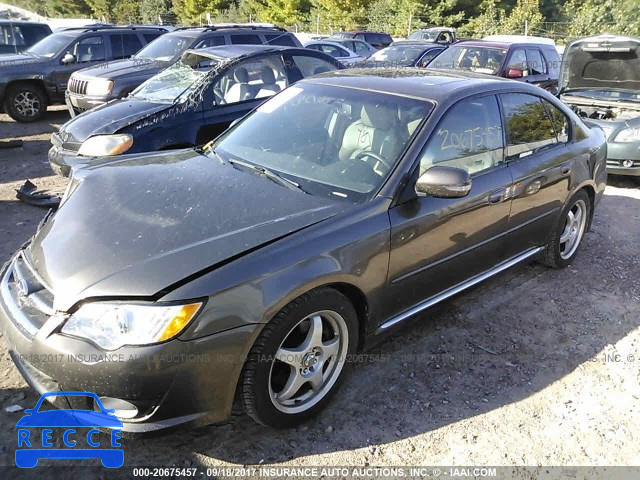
{"left": 561, "top": 163, "right": 572, "bottom": 175}
{"left": 488, "top": 191, "right": 504, "bottom": 204}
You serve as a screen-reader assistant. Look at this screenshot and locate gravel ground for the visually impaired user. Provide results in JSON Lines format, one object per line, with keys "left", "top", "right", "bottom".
{"left": 0, "top": 109, "right": 639, "bottom": 478}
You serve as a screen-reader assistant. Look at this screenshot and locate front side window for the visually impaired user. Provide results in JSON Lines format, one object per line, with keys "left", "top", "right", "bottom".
{"left": 264, "top": 34, "right": 297, "bottom": 47}
{"left": 526, "top": 48, "right": 546, "bottom": 75}
{"left": 230, "top": 34, "right": 261, "bottom": 45}
{"left": 353, "top": 41, "right": 373, "bottom": 55}
{"left": 506, "top": 48, "right": 527, "bottom": 72}
{"left": 195, "top": 35, "right": 225, "bottom": 48}
{"left": 73, "top": 36, "right": 105, "bottom": 63}
{"left": 500, "top": 93, "right": 558, "bottom": 159}
{"left": 317, "top": 44, "right": 348, "bottom": 58}
{"left": 210, "top": 83, "right": 433, "bottom": 202}
{"left": 291, "top": 55, "right": 339, "bottom": 76}
{"left": 418, "top": 95, "right": 504, "bottom": 176}
{"left": 431, "top": 45, "right": 507, "bottom": 75}
{"left": 215, "top": 55, "right": 288, "bottom": 104}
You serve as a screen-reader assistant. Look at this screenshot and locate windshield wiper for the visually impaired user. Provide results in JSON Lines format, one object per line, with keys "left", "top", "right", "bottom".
{"left": 227, "top": 158, "right": 307, "bottom": 194}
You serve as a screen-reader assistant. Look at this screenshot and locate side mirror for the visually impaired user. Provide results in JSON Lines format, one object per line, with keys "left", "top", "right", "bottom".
{"left": 506, "top": 68, "right": 523, "bottom": 79}
{"left": 415, "top": 165, "right": 471, "bottom": 198}
{"left": 62, "top": 53, "right": 76, "bottom": 64}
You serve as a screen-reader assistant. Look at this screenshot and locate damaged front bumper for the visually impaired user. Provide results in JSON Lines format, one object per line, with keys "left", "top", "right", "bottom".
{"left": 0, "top": 254, "right": 259, "bottom": 432}
{"left": 48, "top": 143, "right": 90, "bottom": 178}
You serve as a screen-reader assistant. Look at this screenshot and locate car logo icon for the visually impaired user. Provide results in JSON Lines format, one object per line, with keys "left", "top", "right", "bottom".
{"left": 15, "top": 391, "right": 124, "bottom": 468}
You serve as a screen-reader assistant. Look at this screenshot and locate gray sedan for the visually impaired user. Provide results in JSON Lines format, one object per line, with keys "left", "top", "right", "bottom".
{"left": 305, "top": 39, "right": 374, "bottom": 64}
{"left": 0, "top": 69, "right": 606, "bottom": 431}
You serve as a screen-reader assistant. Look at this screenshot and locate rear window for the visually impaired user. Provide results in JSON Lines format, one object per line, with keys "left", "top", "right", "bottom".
{"left": 230, "top": 34, "right": 261, "bottom": 45}
{"left": 264, "top": 33, "right": 297, "bottom": 47}
{"left": 143, "top": 32, "right": 163, "bottom": 43}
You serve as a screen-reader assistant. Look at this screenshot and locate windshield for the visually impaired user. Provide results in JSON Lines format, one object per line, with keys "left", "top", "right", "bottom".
{"left": 409, "top": 31, "right": 437, "bottom": 41}
{"left": 431, "top": 45, "right": 506, "bottom": 75}
{"left": 134, "top": 34, "right": 193, "bottom": 61}
{"left": 131, "top": 60, "right": 212, "bottom": 103}
{"left": 26, "top": 32, "right": 74, "bottom": 58}
{"left": 562, "top": 89, "right": 640, "bottom": 102}
{"left": 209, "top": 83, "right": 433, "bottom": 203}
{"left": 369, "top": 45, "right": 428, "bottom": 66}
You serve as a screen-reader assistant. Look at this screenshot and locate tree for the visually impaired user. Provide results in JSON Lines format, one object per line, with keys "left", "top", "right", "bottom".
{"left": 565, "top": 0, "right": 640, "bottom": 39}
{"left": 501, "top": 0, "right": 544, "bottom": 35}
{"left": 140, "top": 0, "right": 175, "bottom": 24}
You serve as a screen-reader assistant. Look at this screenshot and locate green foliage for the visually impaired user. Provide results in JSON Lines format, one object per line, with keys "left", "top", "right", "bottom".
{"left": 140, "top": 0, "right": 174, "bottom": 24}
{"left": 565, "top": 0, "right": 640, "bottom": 39}
{"left": 501, "top": 0, "right": 544, "bottom": 35}
{"left": 458, "top": 0, "right": 505, "bottom": 37}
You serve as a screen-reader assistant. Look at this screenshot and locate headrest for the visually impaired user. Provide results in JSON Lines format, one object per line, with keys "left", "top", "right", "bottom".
{"left": 260, "top": 66, "right": 275, "bottom": 84}
{"left": 361, "top": 104, "right": 395, "bottom": 130}
{"left": 313, "top": 65, "right": 331, "bottom": 75}
{"left": 234, "top": 67, "right": 249, "bottom": 83}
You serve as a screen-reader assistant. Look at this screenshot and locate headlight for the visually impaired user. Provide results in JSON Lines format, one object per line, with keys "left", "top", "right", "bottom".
{"left": 614, "top": 127, "right": 640, "bottom": 142}
{"left": 78, "top": 134, "right": 133, "bottom": 156}
{"left": 85, "top": 78, "right": 114, "bottom": 96}
{"left": 61, "top": 302, "right": 203, "bottom": 350}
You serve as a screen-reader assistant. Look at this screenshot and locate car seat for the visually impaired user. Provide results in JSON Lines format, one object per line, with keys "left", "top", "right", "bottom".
{"left": 256, "top": 66, "right": 281, "bottom": 99}
{"left": 224, "top": 67, "right": 252, "bottom": 103}
{"left": 338, "top": 104, "right": 401, "bottom": 162}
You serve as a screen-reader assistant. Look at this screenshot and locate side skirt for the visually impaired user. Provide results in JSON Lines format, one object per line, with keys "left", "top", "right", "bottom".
{"left": 376, "top": 246, "right": 543, "bottom": 333}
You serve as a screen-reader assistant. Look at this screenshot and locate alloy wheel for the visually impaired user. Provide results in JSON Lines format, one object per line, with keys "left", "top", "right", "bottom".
{"left": 13, "top": 91, "right": 41, "bottom": 118}
{"left": 559, "top": 199, "right": 587, "bottom": 260}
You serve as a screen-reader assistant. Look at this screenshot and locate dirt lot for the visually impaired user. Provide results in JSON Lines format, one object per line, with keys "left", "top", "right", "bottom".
{"left": 0, "top": 109, "right": 639, "bottom": 478}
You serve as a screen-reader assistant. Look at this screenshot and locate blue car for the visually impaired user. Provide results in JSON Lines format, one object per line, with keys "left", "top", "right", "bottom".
{"left": 48, "top": 44, "right": 343, "bottom": 177}
{"left": 15, "top": 391, "right": 123, "bottom": 468}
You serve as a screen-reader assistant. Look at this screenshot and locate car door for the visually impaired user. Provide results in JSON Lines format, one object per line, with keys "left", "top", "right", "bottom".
{"left": 385, "top": 94, "right": 513, "bottom": 321}
{"left": 54, "top": 34, "right": 107, "bottom": 97}
{"left": 499, "top": 92, "right": 575, "bottom": 258}
{"left": 524, "top": 47, "right": 554, "bottom": 89}
{"left": 196, "top": 54, "right": 290, "bottom": 144}
{"left": 417, "top": 47, "right": 445, "bottom": 67}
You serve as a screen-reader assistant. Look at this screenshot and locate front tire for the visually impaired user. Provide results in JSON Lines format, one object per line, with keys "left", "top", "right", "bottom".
{"left": 241, "top": 288, "right": 358, "bottom": 428}
{"left": 4, "top": 83, "right": 47, "bottom": 122}
{"left": 542, "top": 190, "right": 591, "bottom": 268}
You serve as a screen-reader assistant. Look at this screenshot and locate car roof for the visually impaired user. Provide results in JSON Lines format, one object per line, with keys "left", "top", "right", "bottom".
{"left": 306, "top": 40, "right": 354, "bottom": 49}
{"left": 414, "top": 27, "right": 456, "bottom": 32}
{"left": 304, "top": 68, "right": 522, "bottom": 101}
{"left": 456, "top": 39, "right": 553, "bottom": 49}
{"left": 339, "top": 30, "right": 389, "bottom": 35}
{"left": 390, "top": 40, "right": 445, "bottom": 47}
{"left": 186, "top": 44, "right": 292, "bottom": 59}
{"left": 0, "top": 20, "right": 50, "bottom": 26}
{"left": 169, "top": 25, "right": 288, "bottom": 39}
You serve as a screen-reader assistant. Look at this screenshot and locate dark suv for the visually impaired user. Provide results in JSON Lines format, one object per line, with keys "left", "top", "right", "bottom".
{"left": 0, "top": 25, "right": 167, "bottom": 122}
{"left": 66, "top": 25, "right": 303, "bottom": 115}
{"left": 0, "top": 20, "right": 51, "bottom": 54}
{"left": 430, "top": 40, "right": 561, "bottom": 92}
{"left": 329, "top": 31, "right": 393, "bottom": 49}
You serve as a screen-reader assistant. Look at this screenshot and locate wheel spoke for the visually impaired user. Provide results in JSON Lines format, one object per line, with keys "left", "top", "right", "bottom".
{"left": 573, "top": 207, "right": 583, "bottom": 226}
{"left": 301, "top": 315, "right": 323, "bottom": 350}
{"left": 276, "top": 347, "right": 303, "bottom": 367}
{"left": 560, "top": 223, "right": 572, "bottom": 244}
{"left": 276, "top": 367, "right": 305, "bottom": 401}
{"left": 308, "top": 370, "right": 324, "bottom": 392}
{"left": 322, "top": 336, "right": 340, "bottom": 360}
{"left": 567, "top": 210, "right": 575, "bottom": 224}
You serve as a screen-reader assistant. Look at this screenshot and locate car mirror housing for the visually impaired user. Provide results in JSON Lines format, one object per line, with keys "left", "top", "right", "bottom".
{"left": 506, "top": 68, "right": 523, "bottom": 79}
{"left": 62, "top": 53, "right": 76, "bottom": 64}
{"left": 415, "top": 165, "right": 472, "bottom": 198}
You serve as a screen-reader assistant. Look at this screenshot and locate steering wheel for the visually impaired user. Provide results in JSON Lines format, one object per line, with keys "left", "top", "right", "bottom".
{"left": 354, "top": 151, "right": 392, "bottom": 171}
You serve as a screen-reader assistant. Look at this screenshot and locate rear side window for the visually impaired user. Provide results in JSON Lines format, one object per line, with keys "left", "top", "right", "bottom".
{"left": 418, "top": 95, "right": 504, "bottom": 175}
{"left": 500, "top": 93, "right": 558, "bottom": 159}
{"left": 73, "top": 35, "right": 106, "bottom": 63}
{"left": 291, "top": 55, "right": 339, "bottom": 76}
{"left": 196, "top": 35, "right": 226, "bottom": 48}
{"left": 263, "top": 33, "right": 296, "bottom": 47}
{"left": 315, "top": 44, "right": 348, "bottom": 58}
{"left": 542, "top": 99, "right": 570, "bottom": 143}
{"left": 109, "top": 33, "right": 143, "bottom": 59}
{"left": 526, "top": 48, "right": 546, "bottom": 75}
{"left": 353, "top": 41, "right": 371, "bottom": 55}
{"left": 230, "top": 34, "right": 261, "bottom": 45}
{"left": 143, "top": 32, "right": 163, "bottom": 43}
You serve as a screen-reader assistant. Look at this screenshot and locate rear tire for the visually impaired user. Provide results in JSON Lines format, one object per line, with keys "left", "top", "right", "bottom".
{"left": 4, "top": 83, "right": 47, "bottom": 122}
{"left": 241, "top": 288, "right": 358, "bottom": 428}
{"left": 541, "top": 190, "right": 591, "bottom": 268}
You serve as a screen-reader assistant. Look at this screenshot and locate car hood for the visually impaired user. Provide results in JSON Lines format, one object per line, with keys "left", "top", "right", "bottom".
{"left": 60, "top": 98, "right": 170, "bottom": 145}
{"left": 73, "top": 57, "right": 172, "bottom": 80}
{"left": 0, "top": 52, "right": 45, "bottom": 69}
{"left": 25, "top": 150, "right": 348, "bottom": 311}
{"left": 559, "top": 35, "right": 640, "bottom": 92}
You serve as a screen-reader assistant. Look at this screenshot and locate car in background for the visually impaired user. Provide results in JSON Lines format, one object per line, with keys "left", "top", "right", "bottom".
{"left": 305, "top": 40, "right": 368, "bottom": 64}
{"left": 0, "top": 25, "right": 168, "bottom": 122}
{"left": 3, "top": 69, "right": 605, "bottom": 431}
{"left": 483, "top": 35, "right": 555, "bottom": 46}
{"left": 49, "top": 45, "right": 342, "bottom": 176}
{"left": 559, "top": 34, "right": 640, "bottom": 178}
{"left": 66, "top": 24, "right": 303, "bottom": 115}
{"left": 355, "top": 41, "right": 446, "bottom": 68}
{"left": 329, "top": 31, "right": 392, "bottom": 49}
{"left": 0, "top": 20, "right": 51, "bottom": 54}
{"left": 330, "top": 38, "right": 376, "bottom": 57}
{"left": 408, "top": 27, "right": 456, "bottom": 44}
{"left": 429, "top": 40, "right": 561, "bottom": 92}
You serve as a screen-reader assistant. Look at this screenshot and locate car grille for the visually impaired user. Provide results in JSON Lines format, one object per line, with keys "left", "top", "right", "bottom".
{"left": 68, "top": 77, "right": 89, "bottom": 95}
{"left": 1, "top": 251, "right": 55, "bottom": 338}
{"left": 607, "top": 159, "right": 640, "bottom": 168}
